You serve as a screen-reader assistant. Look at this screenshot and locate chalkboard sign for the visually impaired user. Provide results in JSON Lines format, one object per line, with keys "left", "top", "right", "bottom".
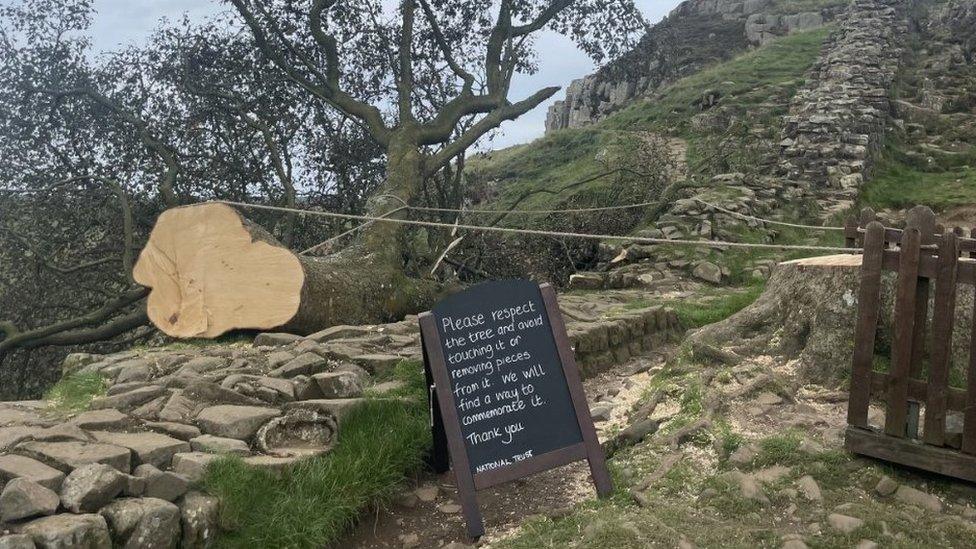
{"left": 420, "top": 280, "right": 611, "bottom": 538}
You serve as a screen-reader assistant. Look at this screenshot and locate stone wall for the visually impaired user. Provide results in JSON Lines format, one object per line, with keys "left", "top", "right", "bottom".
{"left": 545, "top": 0, "right": 841, "bottom": 132}
{"left": 778, "top": 0, "right": 910, "bottom": 216}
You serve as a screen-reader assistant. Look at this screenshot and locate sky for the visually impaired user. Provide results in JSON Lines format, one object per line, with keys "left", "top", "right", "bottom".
{"left": 88, "top": 0, "right": 683, "bottom": 149}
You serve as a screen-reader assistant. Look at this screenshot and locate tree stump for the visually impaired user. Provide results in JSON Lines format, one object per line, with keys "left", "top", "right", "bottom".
{"left": 689, "top": 254, "right": 974, "bottom": 385}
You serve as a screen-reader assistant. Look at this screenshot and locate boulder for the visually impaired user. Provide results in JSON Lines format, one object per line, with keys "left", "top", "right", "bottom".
{"left": 0, "top": 427, "right": 36, "bottom": 453}
{"left": 692, "top": 261, "right": 723, "bottom": 284}
{"left": 0, "top": 455, "right": 66, "bottom": 492}
{"left": 352, "top": 355, "right": 402, "bottom": 376}
{"left": 88, "top": 386, "right": 168, "bottom": 412}
{"left": 894, "top": 485, "right": 942, "bottom": 513}
{"left": 189, "top": 435, "right": 250, "bottom": 456}
{"left": 284, "top": 399, "right": 365, "bottom": 425}
{"left": 0, "top": 478, "right": 60, "bottom": 522}
{"left": 796, "top": 475, "right": 822, "bottom": 502}
{"left": 182, "top": 381, "right": 263, "bottom": 407}
{"left": 178, "top": 491, "right": 220, "bottom": 549}
{"left": 142, "top": 423, "right": 201, "bottom": 442}
{"left": 177, "top": 357, "right": 228, "bottom": 376}
{"left": 18, "top": 514, "right": 111, "bottom": 549}
{"left": 60, "top": 464, "right": 127, "bottom": 513}
{"left": 132, "top": 465, "right": 189, "bottom": 503}
{"left": 99, "top": 498, "right": 181, "bottom": 549}
{"left": 195, "top": 406, "right": 281, "bottom": 440}
{"left": 157, "top": 394, "right": 202, "bottom": 424}
{"left": 69, "top": 410, "right": 133, "bottom": 431}
{"left": 312, "top": 372, "right": 363, "bottom": 399}
{"left": 827, "top": 513, "right": 864, "bottom": 533}
{"left": 268, "top": 353, "right": 329, "bottom": 379}
{"left": 169, "top": 454, "right": 220, "bottom": 483}
{"left": 13, "top": 441, "right": 131, "bottom": 474}
{"left": 87, "top": 432, "right": 189, "bottom": 469}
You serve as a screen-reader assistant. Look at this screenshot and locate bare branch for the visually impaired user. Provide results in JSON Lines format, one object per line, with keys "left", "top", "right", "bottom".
{"left": 426, "top": 85, "right": 560, "bottom": 175}
{"left": 417, "top": 0, "right": 476, "bottom": 89}
{"left": 0, "top": 287, "right": 148, "bottom": 356}
{"left": 512, "top": 0, "right": 572, "bottom": 37}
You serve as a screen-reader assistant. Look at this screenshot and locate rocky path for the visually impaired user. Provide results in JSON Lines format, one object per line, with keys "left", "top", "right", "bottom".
{"left": 342, "top": 350, "right": 670, "bottom": 549}
{"left": 0, "top": 292, "right": 679, "bottom": 548}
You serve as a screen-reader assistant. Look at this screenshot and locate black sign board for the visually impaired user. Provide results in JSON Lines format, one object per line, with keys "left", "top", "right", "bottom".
{"left": 420, "top": 280, "right": 612, "bottom": 538}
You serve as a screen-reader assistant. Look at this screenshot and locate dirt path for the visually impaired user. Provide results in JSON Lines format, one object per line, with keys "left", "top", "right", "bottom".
{"left": 340, "top": 350, "right": 670, "bottom": 549}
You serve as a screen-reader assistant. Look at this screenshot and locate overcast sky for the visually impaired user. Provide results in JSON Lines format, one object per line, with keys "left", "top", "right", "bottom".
{"left": 88, "top": 0, "right": 683, "bottom": 149}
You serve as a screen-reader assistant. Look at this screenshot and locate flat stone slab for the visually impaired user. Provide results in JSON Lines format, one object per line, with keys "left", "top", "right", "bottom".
{"left": 0, "top": 478, "right": 60, "bottom": 522}
{"left": 143, "top": 422, "right": 202, "bottom": 441}
{"left": 17, "top": 512, "right": 112, "bottom": 548}
{"left": 196, "top": 405, "right": 281, "bottom": 440}
{"left": 312, "top": 372, "right": 363, "bottom": 398}
{"left": 89, "top": 431, "right": 190, "bottom": 469}
{"left": 171, "top": 453, "right": 220, "bottom": 482}
{"left": 89, "top": 386, "right": 168, "bottom": 411}
{"left": 69, "top": 409, "right": 133, "bottom": 431}
{"left": 253, "top": 333, "right": 302, "bottom": 347}
{"left": 269, "top": 353, "right": 329, "bottom": 379}
{"left": 0, "top": 455, "right": 66, "bottom": 491}
{"left": 190, "top": 435, "right": 251, "bottom": 456}
{"left": 0, "top": 426, "right": 36, "bottom": 452}
{"left": 0, "top": 404, "right": 55, "bottom": 428}
{"left": 351, "top": 354, "right": 403, "bottom": 375}
{"left": 13, "top": 441, "right": 132, "bottom": 474}
{"left": 284, "top": 399, "right": 366, "bottom": 424}
{"left": 306, "top": 325, "right": 375, "bottom": 343}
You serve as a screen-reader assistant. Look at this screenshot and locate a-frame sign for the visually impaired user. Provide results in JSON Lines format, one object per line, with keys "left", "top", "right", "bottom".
{"left": 420, "top": 279, "right": 611, "bottom": 538}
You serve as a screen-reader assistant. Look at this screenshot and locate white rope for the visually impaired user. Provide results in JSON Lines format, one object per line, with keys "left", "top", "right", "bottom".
{"left": 692, "top": 198, "right": 846, "bottom": 232}
{"left": 375, "top": 193, "right": 847, "bottom": 233}
{"left": 215, "top": 200, "right": 861, "bottom": 254}
{"left": 299, "top": 205, "right": 408, "bottom": 255}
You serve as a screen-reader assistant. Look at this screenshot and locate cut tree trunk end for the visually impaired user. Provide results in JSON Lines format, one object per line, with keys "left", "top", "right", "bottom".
{"left": 688, "top": 253, "right": 974, "bottom": 386}
{"left": 133, "top": 202, "right": 440, "bottom": 339}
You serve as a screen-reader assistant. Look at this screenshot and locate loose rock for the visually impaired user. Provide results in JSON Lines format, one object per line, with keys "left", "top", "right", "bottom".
{"left": 0, "top": 478, "right": 60, "bottom": 523}
{"left": 60, "top": 464, "right": 126, "bottom": 513}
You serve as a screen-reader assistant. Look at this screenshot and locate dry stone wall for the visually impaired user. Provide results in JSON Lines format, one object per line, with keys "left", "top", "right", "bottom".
{"left": 545, "top": 0, "right": 842, "bottom": 132}
{"left": 0, "top": 300, "right": 679, "bottom": 548}
{"left": 779, "top": 0, "right": 910, "bottom": 216}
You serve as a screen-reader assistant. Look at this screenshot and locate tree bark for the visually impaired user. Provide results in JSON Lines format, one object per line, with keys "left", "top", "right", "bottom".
{"left": 688, "top": 254, "right": 975, "bottom": 386}
{"left": 133, "top": 202, "right": 440, "bottom": 338}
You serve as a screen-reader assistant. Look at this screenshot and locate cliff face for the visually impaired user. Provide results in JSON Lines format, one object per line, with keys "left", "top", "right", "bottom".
{"left": 545, "top": 0, "right": 846, "bottom": 132}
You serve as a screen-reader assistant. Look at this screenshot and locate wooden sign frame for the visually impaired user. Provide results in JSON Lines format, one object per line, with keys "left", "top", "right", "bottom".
{"left": 419, "top": 282, "right": 612, "bottom": 539}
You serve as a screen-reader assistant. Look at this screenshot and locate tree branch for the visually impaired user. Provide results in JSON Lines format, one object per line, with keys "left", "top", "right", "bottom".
{"left": 0, "top": 287, "right": 148, "bottom": 357}
{"left": 512, "top": 0, "right": 572, "bottom": 36}
{"left": 40, "top": 88, "right": 180, "bottom": 207}
{"left": 230, "top": 0, "right": 390, "bottom": 145}
{"left": 397, "top": 0, "right": 417, "bottom": 124}
{"left": 417, "top": 0, "right": 475, "bottom": 89}
{"left": 426, "top": 85, "right": 560, "bottom": 175}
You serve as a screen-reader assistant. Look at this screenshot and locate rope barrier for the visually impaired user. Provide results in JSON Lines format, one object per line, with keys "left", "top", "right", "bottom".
{"left": 375, "top": 194, "right": 846, "bottom": 233}
{"left": 299, "top": 205, "right": 407, "bottom": 255}
{"left": 691, "top": 198, "right": 846, "bottom": 232}
{"left": 215, "top": 200, "right": 861, "bottom": 254}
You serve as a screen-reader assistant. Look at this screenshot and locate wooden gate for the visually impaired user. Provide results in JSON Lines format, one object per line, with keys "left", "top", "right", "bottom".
{"left": 844, "top": 206, "right": 976, "bottom": 482}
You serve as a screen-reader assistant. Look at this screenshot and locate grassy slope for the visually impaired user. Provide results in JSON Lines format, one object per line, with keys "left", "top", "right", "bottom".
{"left": 203, "top": 361, "right": 429, "bottom": 548}
{"left": 468, "top": 28, "right": 830, "bottom": 214}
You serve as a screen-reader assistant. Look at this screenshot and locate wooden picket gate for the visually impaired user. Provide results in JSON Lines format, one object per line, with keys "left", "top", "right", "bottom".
{"left": 844, "top": 206, "right": 976, "bottom": 482}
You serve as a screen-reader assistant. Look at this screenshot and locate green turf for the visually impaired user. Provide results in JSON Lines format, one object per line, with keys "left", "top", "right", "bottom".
{"left": 203, "top": 360, "right": 430, "bottom": 548}
{"left": 44, "top": 372, "right": 109, "bottom": 415}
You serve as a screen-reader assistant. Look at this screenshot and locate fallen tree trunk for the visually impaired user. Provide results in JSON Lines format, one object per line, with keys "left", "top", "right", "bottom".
{"left": 688, "top": 253, "right": 975, "bottom": 386}
{"left": 133, "top": 203, "right": 440, "bottom": 338}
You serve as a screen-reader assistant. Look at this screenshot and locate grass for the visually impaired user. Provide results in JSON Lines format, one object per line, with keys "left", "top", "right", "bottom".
{"left": 44, "top": 372, "right": 108, "bottom": 415}
{"left": 203, "top": 360, "right": 430, "bottom": 548}
{"left": 467, "top": 28, "right": 831, "bottom": 215}
{"left": 672, "top": 282, "right": 765, "bottom": 328}
{"left": 862, "top": 161, "right": 976, "bottom": 212}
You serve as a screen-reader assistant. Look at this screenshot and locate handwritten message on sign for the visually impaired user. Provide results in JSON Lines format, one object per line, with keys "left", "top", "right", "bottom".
{"left": 431, "top": 280, "right": 583, "bottom": 475}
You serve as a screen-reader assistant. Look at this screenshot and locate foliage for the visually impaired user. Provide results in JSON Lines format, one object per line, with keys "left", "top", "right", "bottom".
{"left": 203, "top": 361, "right": 430, "bottom": 548}
{"left": 44, "top": 372, "right": 108, "bottom": 415}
